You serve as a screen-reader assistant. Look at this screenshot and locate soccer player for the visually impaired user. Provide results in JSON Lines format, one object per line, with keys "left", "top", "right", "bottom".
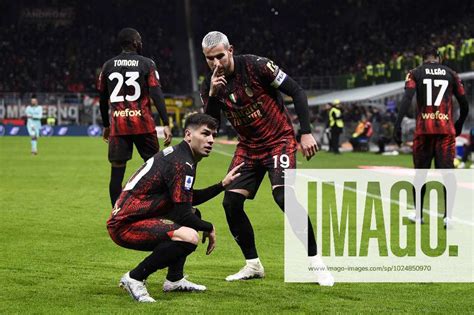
{"left": 394, "top": 47, "right": 469, "bottom": 224}
{"left": 200, "top": 31, "right": 333, "bottom": 285}
{"left": 107, "top": 113, "right": 243, "bottom": 302}
{"left": 25, "top": 94, "right": 43, "bottom": 155}
{"left": 97, "top": 28, "right": 172, "bottom": 207}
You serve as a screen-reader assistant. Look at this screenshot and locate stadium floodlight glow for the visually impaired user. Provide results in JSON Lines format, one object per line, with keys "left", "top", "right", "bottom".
{"left": 284, "top": 169, "right": 474, "bottom": 283}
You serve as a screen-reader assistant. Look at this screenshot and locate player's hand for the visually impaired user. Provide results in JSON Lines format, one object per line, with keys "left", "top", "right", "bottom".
{"left": 163, "top": 125, "right": 172, "bottom": 146}
{"left": 202, "top": 227, "right": 216, "bottom": 255}
{"left": 300, "top": 133, "right": 318, "bottom": 161}
{"left": 454, "top": 120, "right": 463, "bottom": 137}
{"left": 221, "top": 162, "right": 244, "bottom": 187}
{"left": 102, "top": 127, "right": 110, "bottom": 143}
{"left": 209, "top": 66, "right": 227, "bottom": 97}
{"left": 393, "top": 127, "right": 402, "bottom": 145}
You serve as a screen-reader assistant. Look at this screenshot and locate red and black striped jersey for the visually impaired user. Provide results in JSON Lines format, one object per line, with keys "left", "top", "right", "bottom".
{"left": 107, "top": 141, "right": 195, "bottom": 226}
{"left": 97, "top": 52, "right": 161, "bottom": 136}
{"left": 404, "top": 62, "right": 465, "bottom": 135}
{"left": 201, "top": 55, "right": 296, "bottom": 149}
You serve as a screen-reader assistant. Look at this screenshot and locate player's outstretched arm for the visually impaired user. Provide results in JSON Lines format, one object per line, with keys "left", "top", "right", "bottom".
{"left": 192, "top": 162, "right": 244, "bottom": 205}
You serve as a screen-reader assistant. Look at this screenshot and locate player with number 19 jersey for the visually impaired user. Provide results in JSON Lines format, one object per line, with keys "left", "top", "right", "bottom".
{"left": 97, "top": 52, "right": 161, "bottom": 136}
{"left": 404, "top": 63, "right": 465, "bottom": 135}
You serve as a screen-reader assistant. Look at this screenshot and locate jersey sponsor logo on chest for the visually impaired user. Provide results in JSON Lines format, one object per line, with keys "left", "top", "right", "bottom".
{"left": 113, "top": 109, "right": 142, "bottom": 117}
{"left": 225, "top": 101, "right": 263, "bottom": 126}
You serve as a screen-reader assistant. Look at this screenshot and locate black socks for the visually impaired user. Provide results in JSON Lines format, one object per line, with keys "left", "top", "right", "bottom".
{"left": 223, "top": 191, "right": 258, "bottom": 259}
{"left": 130, "top": 241, "right": 197, "bottom": 281}
{"left": 110, "top": 166, "right": 126, "bottom": 207}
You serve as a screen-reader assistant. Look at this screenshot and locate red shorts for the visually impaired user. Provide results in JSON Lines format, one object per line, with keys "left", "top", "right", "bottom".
{"left": 107, "top": 218, "right": 181, "bottom": 251}
{"left": 412, "top": 134, "right": 455, "bottom": 169}
{"left": 108, "top": 132, "right": 159, "bottom": 163}
{"left": 226, "top": 138, "right": 298, "bottom": 199}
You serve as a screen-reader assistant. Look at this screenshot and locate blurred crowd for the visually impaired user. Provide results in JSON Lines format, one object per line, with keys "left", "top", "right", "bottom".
{"left": 0, "top": 0, "right": 473, "bottom": 93}
{"left": 192, "top": 0, "right": 474, "bottom": 88}
{"left": 0, "top": 0, "right": 182, "bottom": 93}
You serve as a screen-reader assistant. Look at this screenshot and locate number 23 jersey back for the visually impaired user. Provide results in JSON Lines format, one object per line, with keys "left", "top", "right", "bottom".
{"left": 405, "top": 63, "right": 465, "bottom": 135}
{"left": 97, "top": 52, "right": 161, "bottom": 136}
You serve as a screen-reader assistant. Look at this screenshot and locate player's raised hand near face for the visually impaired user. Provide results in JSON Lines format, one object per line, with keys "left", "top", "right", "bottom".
{"left": 222, "top": 162, "right": 244, "bottom": 187}
{"left": 163, "top": 125, "right": 172, "bottom": 146}
{"left": 300, "top": 133, "right": 318, "bottom": 161}
{"left": 209, "top": 66, "right": 227, "bottom": 97}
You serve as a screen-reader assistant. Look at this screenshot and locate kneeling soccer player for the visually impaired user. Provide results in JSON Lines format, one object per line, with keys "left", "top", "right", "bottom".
{"left": 107, "top": 113, "right": 242, "bottom": 302}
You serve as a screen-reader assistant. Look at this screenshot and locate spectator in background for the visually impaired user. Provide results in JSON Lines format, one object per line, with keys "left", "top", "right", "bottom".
{"left": 350, "top": 115, "right": 373, "bottom": 152}
{"left": 328, "top": 100, "right": 344, "bottom": 154}
{"left": 377, "top": 118, "right": 394, "bottom": 154}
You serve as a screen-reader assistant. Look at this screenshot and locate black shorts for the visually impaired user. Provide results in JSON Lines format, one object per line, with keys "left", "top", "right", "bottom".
{"left": 413, "top": 134, "right": 455, "bottom": 169}
{"left": 107, "top": 218, "right": 181, "bottom": 251}
{"left": 108, "top": 132, "right": 159, "bottom": 163}
{"left": 226, "top": 138, "right": 298, "bottom": 199}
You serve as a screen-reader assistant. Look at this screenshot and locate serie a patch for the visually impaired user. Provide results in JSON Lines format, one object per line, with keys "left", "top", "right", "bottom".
{"left": 184, "top": 175, "right": 194, "bottom": 190}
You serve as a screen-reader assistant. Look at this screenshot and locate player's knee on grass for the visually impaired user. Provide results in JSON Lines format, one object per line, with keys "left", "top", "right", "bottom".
{"left": 171, "top": 227, "right": 199, "bottom": 245}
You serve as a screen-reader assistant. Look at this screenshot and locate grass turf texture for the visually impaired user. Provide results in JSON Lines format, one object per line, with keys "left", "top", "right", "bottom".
{"left": 0, "top": 137, "right": 472, "bottom": 313}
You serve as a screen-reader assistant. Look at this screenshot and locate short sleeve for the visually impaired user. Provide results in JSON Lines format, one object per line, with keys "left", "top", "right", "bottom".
{"left": 404, "top": 70, "right": 416, "bottom": 90}
{"left": 148, "top": 60, "right": 161, "bottom": 88}
{"left": 97, "top": 64, "right": 106, "bottom": 92}
{"left": 452, "top": 71, "right": 466, "bottom": 97}
{"left": 252, "top": 56, "right": 287, "bottom": 88}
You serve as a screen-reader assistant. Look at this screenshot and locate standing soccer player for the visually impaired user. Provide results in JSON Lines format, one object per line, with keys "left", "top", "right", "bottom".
{"left": 25, "top": 94, "right": 43, "bottom": 155}
{"left": 394, "top": 47, "right": 469, "bottom": 224}
{"left": 107, "top": 114, "right": 242, "bottom": 302}
{"left": 97, "top": 28, "right": 172, "bottom": 207}
{"left": 200, "top": 31, "right": 333, "bottom": 285}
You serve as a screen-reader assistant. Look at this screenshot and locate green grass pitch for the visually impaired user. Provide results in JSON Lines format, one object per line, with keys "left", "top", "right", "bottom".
{"left": 0, "top": 137, "right": 472, "bottom": 313}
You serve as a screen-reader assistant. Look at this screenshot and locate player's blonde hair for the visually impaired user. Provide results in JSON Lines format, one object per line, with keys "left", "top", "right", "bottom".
{"left": 202, "top": 31, "right": 230, "bottom": 49}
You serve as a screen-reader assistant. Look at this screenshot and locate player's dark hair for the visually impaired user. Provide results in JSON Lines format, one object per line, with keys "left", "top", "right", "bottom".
{"left": 117, "top": 28, "right": 140, "bottom": 49}
{"left": 31, "top": 94, "right": 37, "bottom": 99}
{"left": 184, "top": 113, "right": 218, "bottom": 130}
{"left": 422, "top": 47, "right": 440, "bottom": 60}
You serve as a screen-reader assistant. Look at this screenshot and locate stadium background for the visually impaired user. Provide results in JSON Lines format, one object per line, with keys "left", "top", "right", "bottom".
{"left": 1, "top": 0, "right": 473, "bottom": 313}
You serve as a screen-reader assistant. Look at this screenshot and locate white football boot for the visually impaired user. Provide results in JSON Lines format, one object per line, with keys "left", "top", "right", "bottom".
{"left": 225, "top": 260, "right": 265, "bottom": 281}
{"left": 163, "top": 276, "right": 206, "bottom": 292}
{"left": 407, "top": 212, "right": 424, "bottom": 224}
{"left": 119, "top": 272, "right": 156, "bottom": 303}
{"left": 309, "top": 255, "right": 335, "bottom": 287}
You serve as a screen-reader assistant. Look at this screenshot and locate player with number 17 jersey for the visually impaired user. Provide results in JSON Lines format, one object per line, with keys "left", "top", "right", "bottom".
{"left": 97, "top": 52, "right": 165, "bottom": 136}
{"left": 404, "top": 63, "right": 466, "bottom": 135}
